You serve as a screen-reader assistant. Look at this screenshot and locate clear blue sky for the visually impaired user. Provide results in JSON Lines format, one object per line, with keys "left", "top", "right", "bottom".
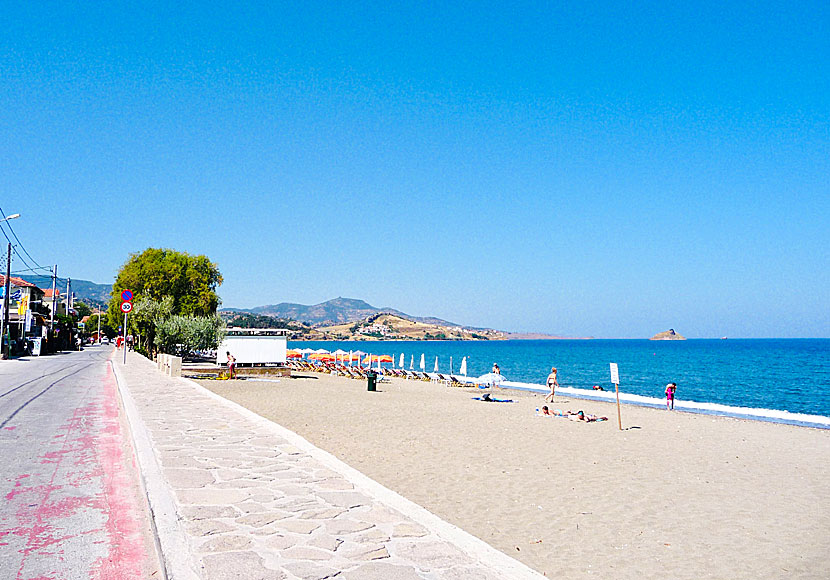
{"left": 1, "top": 2, "right": 827, "bottom": 338}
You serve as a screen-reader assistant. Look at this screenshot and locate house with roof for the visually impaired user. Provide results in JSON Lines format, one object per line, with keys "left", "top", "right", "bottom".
{"left": 42, "top": 287, "right": 68, "bottom": 317}
{"left": 0, "top": 275, "right": 48, "bottom": 353}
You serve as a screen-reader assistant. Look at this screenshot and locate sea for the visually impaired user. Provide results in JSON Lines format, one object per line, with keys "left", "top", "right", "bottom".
{"left": 289, "top": 339, "right": 830, "bottom": 429}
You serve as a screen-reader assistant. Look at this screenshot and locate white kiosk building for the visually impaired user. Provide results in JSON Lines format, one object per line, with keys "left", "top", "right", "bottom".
{"left": 217, "top": 328, "right": 288, "bottom": 366}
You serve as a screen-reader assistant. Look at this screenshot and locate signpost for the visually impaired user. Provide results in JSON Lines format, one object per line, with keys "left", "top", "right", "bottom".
{"left": 610, "top": 363, "right": 622, "bottom": 431}
{"left": 120, "top": 290, "right": 133, "bottom": 364}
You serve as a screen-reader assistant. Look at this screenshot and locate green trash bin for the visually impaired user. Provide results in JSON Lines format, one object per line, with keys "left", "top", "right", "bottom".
{"left": 367, "top": 371, "right": 377, "bottom": 391}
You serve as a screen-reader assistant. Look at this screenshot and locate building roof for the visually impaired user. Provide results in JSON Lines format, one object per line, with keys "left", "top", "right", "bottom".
{"left": 43, "top": 288, "right": 61, "bottom": 298}
{"left": 0, "top": 275, "right": 39, "bottom": 288}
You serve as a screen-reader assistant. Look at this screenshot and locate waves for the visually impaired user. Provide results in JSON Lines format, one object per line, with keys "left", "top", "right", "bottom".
{"left": 498, "top": 380, "right": 830, "bottom": 430}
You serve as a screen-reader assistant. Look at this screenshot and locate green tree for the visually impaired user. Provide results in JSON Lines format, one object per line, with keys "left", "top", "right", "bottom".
{"left": 84, "top": 314, "right": 117, "bottom": 339}
{"left": 127, "top": 295, "right": 174, "bottom": 351}
{"left": 108, "top": 248, "right": 222, "bottom": 329}
{"left": 154, "top": 314, "right": 225, "bottom": 355}
{"left": 73, "top": 301, "right": 92, "bottom": 320}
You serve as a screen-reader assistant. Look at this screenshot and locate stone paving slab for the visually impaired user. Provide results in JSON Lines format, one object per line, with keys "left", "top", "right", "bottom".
{"left": 113, "top": 352, "right": 545, "bottom": 580}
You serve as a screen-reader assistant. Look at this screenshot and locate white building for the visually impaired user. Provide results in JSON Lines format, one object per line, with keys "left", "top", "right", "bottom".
{"left": 216, "top": 328, "right": 287, "bottom": 366}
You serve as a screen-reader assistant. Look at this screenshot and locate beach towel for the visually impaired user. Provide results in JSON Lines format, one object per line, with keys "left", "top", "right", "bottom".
{"left": 473, "top": 396, "right": 514, "bottom": 403}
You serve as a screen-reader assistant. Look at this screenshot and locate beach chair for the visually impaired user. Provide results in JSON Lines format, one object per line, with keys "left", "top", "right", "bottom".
{"left": 449, "top": 375, "right": 469, "bottom": 388}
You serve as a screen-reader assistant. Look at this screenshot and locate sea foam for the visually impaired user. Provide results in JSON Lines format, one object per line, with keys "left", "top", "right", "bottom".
{"left": 465, "top": 378, "right": 830, "bottom": 430}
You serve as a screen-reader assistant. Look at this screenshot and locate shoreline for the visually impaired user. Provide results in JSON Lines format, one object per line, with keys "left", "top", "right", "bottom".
{"left": 198, "top": 372, "right": 830, "bottom": 579}
{"left": 497, "top": 382, "right": 830, "bottom": 430}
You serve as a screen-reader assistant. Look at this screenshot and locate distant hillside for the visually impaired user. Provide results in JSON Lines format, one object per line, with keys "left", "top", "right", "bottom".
{"left": 249, "top": 297, "right": 458, "bottom": 327}
{"left": 318, "top": 313, "right": 504, "bottom": 341}
{"left": 24, "top": 275, "right": 112, "bottom": 306}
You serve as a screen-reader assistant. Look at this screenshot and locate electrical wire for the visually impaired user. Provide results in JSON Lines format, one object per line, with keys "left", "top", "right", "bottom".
{"left": 0, "top": 206, "right": 48, "bottom": 273}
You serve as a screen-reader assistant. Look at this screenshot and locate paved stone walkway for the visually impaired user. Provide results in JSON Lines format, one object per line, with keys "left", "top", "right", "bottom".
{"left": 113, "top": 352, "right": 544, "bottom": 580}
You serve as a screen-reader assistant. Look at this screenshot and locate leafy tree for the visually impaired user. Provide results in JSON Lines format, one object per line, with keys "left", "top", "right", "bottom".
{"left": 108, "top": 248, "right": 222, "bottom": 329}
{"left": 127, "top": 296, "right": 174, "bottom": 352}
{"left": 83, "top": 314, "right": 117, "bottom": 339}
{"left": 73, "top": 301, "right": 92, "bottom": 320}
{"left": 154, "top": 314, "right": 225, "bottom": 355}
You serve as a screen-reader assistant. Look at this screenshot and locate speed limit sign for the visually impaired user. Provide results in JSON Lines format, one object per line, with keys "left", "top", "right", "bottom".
{"left": 120, "top": 301, "right": 133, "bottom": 313}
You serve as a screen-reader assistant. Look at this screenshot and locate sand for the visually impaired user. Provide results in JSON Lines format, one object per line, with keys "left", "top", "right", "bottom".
{"left": 197, "top": 371, "right": 830, "bottom": 579}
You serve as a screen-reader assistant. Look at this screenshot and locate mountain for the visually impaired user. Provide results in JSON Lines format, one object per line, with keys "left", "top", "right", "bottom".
{"left": 248, "top": 297, "right": 458, "bottom": 327}
{"left": 317, "top": 313, "right": 504, "bottom": 341}
{"left": 24, "top": 275, "right": 113, "bottom": 305}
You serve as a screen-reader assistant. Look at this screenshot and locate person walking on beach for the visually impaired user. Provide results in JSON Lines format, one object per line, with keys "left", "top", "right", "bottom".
{"left": 665, "top": 382, "right": 677, "bottom": 410}
{"left": 545, "top": 367, "right": 558, "bottom": 403}
{"left": 226, "top": 351, "right": 236, "bottom": 379}
{"left": 492, "top": 363, "right": 500, "bottom": 374}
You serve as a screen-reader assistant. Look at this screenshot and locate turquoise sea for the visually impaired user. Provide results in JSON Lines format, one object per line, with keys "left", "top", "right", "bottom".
{"left": 290, "top": 339, "right": 830, "bottom": 429}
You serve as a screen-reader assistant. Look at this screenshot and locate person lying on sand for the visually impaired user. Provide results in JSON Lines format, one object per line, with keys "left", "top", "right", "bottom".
{"left": 567, "top": 410, "right": 607, "bottom": 422}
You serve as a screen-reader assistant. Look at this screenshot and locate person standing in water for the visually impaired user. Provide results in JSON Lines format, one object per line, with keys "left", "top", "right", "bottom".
{"left": 665, "top": 382, "right": 677, "bottom": 410}
{"left": 545, "top": 367, "right": 558, "bottom": 403}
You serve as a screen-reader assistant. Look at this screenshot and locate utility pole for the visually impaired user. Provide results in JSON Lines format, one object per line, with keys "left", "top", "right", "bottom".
{"left": 1, "top": 243, "right": 11, "bottom": 359}
{"left": 50, "top": 265, "right": 57, "bottom": 331}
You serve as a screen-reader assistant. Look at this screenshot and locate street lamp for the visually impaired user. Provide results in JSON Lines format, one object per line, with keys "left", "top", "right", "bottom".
{"left": 0, "top": 212, "right": 20, "bottom": 359}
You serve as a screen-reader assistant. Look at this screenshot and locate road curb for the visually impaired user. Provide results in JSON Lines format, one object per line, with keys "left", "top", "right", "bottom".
{"left": 111, "top": 356, "right": 199, "bottom": 580}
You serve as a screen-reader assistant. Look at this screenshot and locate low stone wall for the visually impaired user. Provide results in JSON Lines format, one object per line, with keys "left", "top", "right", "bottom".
{"left": 156, "top": 354, "right": 182, "bottom": 377}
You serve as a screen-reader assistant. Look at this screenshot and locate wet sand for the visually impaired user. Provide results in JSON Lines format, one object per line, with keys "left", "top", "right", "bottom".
{"left": 197, "top": 371, "right": 829, "bottom": 579}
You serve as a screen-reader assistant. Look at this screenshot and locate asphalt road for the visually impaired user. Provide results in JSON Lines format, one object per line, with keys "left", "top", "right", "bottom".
{"left": 0, "top": 345, "right": 160, "bottom": 580}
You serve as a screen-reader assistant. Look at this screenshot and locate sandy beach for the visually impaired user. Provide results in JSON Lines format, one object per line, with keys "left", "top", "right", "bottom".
{"left": 197, "top": 371, "right": 830, "bottom": 579}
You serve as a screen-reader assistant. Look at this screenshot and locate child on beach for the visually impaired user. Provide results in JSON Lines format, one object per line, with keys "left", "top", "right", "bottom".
{"left": 545, "top": 367, "right": 558, "bottom": 402}
{"left": 227, "top": 351, "right": 236, "bottom": 379}
{"left": 665, "top": 382, "right": 677, "bottom": 410}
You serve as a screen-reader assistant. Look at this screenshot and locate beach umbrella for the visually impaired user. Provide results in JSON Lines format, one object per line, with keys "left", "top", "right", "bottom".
{"left": 313, "top": 348, "right": 330, "bottom": 354}
{"left": 286, "top": 349, "right": 302, "bottom": 359}
{"left": 419, "top": 354, "right": 425, "bottom": 371}
{"left": 410, "top": 355, "right": 414, "bottom": 370}
{"left": 399, "top": 353, "right": 404, "bottom": 368}
{"left": 477, "top": 372, "right": 505, "bottom": 387}
{"left": 434, "top": 357, "right": 439, "bottom": 372}
{"left": 460, "top": 357, "right": 467, "bottom": 376}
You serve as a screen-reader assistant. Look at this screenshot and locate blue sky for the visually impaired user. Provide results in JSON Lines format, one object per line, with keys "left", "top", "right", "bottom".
{"left": 1, "top": 2, "right": 827, "bottom": 338}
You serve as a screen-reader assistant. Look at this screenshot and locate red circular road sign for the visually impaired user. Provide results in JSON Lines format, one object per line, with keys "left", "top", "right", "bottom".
{"left": 120, "top": 301, "right": 133, "bottom": 313}
{"left": 121, "top": 289, "right": 134, "bottom": 302}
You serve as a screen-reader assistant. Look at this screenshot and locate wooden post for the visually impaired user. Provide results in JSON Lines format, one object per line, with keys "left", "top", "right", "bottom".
{"left": 615, "top": 382, "right": 622, "bottom": 430}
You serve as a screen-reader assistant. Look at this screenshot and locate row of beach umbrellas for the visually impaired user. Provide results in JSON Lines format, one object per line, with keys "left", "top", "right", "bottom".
{"left": 285, "top": 348, "right": 471, "bottom": 376}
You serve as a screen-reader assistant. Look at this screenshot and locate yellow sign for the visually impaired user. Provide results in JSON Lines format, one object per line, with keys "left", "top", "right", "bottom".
{"left": 18, "top": 295, "right": 28, "bottom": 315}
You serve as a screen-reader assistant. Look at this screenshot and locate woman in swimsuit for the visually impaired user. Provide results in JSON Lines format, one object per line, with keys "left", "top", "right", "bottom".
{"left": 545, "top": 367, "right": 558, "bottom": 403}
{"left": 665, "top": 382, "right": 676, "bottom": 410}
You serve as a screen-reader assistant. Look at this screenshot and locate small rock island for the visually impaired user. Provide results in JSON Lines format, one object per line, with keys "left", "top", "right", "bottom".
{"left": 650, "top": 329, "right": 686, "bottom": 340}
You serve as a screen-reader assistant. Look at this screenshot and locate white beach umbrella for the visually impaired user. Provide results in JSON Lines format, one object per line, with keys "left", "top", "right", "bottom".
{"left": 460, "top": 356, "right": 467, "bottom": 376}
{"left": 434, "top": 357, "right": 439, "bottom": 372}
{"left": 419, "top": 354, "right": 425, "bottom": 371}
{"left": 477, "top": 372, "right": 505, "bottom": 386}
{"left": 410, "top": 355, "right": 414, "bottom": 370}
{"left": 399, "top": 353, "right": 404, "bottom": 368}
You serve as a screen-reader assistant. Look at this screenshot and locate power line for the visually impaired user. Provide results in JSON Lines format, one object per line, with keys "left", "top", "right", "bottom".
{"left": 0, "top": 206, "right": 49, "bottom": 274}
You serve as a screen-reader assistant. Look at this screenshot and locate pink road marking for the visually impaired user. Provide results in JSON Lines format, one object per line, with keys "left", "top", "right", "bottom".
{"left": 7, "top": 364, "right": 148, "bottom": 579}
{"left": 92, "top": 365, "right": 148, "bottom": 579}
